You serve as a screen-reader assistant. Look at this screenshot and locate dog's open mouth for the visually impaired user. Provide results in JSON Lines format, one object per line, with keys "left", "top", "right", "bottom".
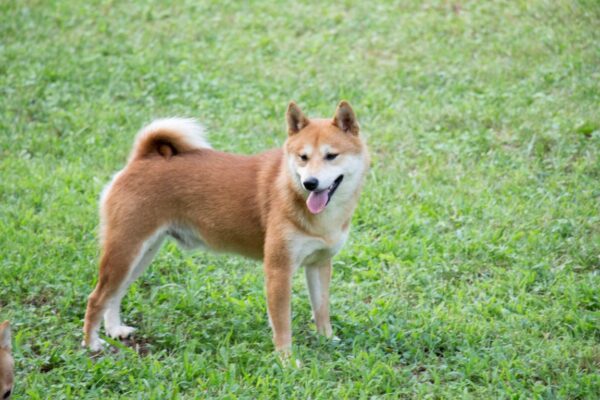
{"left": 306, "top": 175, "right": 344, "bottom": 214}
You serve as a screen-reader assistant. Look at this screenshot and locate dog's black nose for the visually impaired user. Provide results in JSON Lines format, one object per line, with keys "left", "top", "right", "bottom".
{"left": 303, "top": 178, "right": 319, "bottom": 191}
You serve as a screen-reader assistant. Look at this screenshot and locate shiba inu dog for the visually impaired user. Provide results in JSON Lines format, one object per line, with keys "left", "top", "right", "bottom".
{"left": 0, "top": 321, "right": 13, "bottom": 399}
{"left": 83, "top": 101, "right": 369, "bottom": 356}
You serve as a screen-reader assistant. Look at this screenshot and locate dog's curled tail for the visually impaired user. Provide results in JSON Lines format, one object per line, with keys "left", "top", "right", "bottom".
{"left": 129, "top": 118, "right": 211, "bottom": 162}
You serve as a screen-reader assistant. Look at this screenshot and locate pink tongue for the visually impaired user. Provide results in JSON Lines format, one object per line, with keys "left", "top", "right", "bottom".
{"left": 307, "top": 190, "right": 329, "bottom": 214}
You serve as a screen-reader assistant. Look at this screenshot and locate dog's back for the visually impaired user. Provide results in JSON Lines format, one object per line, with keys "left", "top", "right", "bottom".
{"left": 103, "top": 146, "right": 284, "bottom": 259}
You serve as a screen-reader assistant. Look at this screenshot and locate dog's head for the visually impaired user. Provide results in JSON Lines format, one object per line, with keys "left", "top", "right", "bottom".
{"left": 285, "top": 101, "right": 369, "bottom": 215}
{"left": 0, "top": 321, "right": 13, "bottom": 399}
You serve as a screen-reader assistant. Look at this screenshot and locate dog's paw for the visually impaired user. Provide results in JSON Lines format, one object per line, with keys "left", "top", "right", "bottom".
{"left": 276, "top": 347, "right": 302, "bottom": 368}
{"left": 316, "top": 323, "right": 333, "bottom": 338}
{"left": 106, "top": 325, "right": 136, "bottom": 340}
{"left": 280, "top": 354, "right": 302, "bottom": 368}
{"left": 83, "top": 337, "right": 107, "bottom": 352}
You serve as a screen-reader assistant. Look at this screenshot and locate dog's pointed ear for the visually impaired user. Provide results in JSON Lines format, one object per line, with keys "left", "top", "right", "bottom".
{"left": 0, "top": 321, "right": 11, "bottom": 350}
{"left": 286, "top": 101, "right": 309, "bottom": 135}
{"left": 333, "top": 101, "right": 359, "bottom": 135}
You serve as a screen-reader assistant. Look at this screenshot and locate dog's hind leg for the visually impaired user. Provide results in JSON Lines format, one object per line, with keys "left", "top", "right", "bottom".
{"left": 83, "top": 229, "right": 164, "bottom": 351}
{"left": 103, "top": 229, "right": 165, "bottom": 340}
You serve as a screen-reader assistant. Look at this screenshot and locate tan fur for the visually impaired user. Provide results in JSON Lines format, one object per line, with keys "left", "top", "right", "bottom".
{"left": 0, "top": 321, "right": 13, "bottom": 399}
{"left": 83, "top": 101, "right": 369, "bottom": 355}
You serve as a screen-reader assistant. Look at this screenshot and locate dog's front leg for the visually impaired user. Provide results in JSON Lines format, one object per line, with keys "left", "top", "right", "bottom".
{"left": 264, "top": 245, "right": 293, "bottom": 355}
{"left": 305, "top": 259, "right": 333, "bottom": 338}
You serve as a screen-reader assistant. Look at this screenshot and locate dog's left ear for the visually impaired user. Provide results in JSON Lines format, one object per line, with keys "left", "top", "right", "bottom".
{"left": 333, "top": 101, "right": 359, "bottom": 135}
{"left": 0, "top": 321, "right": 11, "bottom": 350}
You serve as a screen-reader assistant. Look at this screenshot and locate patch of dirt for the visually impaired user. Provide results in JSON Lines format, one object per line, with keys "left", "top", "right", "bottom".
{"left": 120, "top": 336, "right": 153, "bottom": 357}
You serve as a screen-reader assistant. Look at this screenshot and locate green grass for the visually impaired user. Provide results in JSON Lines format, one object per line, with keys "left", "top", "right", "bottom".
{"left": 1, "top": 0, "right": 599, "bottom": 398}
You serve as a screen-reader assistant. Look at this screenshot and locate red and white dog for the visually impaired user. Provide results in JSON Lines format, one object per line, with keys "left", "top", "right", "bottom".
{"left": 83, "top": 101, "right": 369, "bottom": 356}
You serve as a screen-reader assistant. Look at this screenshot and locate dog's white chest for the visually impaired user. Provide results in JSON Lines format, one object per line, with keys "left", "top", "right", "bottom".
{"left": 289, "top": 228, "right": 349, "bottom": 268}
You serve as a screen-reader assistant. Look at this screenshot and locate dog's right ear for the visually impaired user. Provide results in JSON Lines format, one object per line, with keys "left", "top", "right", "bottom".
{"left": 0, "top": 321, "right": 11, "bottom": 350}
{"left": 286, "top": 102, "right": 309, "bottom": 135}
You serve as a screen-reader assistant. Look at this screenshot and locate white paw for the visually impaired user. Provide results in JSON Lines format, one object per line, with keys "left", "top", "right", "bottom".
{"left": 317, "top": 323, "right": 333, "bottom": 338}
{"left": 106, "top": 325, "right": 136, "bottom": 339}
{"left": 83, "top": 337, "right": 107, "bottom": 352}
{"left": 277, "top": 347, "right": 302, "bottom": 368}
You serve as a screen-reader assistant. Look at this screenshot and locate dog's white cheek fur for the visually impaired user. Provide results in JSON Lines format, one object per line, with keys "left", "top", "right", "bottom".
{"left": 329, "top": 154, "right": 366, "bottom": 198}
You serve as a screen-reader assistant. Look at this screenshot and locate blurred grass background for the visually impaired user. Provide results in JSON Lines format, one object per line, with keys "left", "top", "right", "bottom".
{"left": 0, "top": 0, "right": 599, "bottom": 398}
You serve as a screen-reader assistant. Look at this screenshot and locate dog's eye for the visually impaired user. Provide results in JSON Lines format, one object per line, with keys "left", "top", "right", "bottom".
{"left": 325, "top": 153, "right": 338, "bottom": 161}
{"left": 299, "top": 154, "right": 309, "bottom": 161}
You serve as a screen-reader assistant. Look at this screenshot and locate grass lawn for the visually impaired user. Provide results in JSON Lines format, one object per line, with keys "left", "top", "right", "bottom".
{"left": 1, "top": 0, "right": 599, "bottom": 398}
